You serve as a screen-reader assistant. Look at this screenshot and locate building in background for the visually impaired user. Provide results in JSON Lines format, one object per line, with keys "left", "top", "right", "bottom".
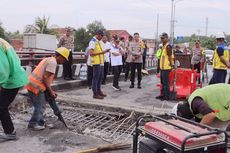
{"left": 10, "top": 39, "right": 23, "bottom": 51}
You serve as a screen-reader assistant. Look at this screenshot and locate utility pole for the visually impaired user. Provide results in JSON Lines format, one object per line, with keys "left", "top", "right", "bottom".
{"left": 205, "top": 17, "right": 208, "bottom": 36}
{"left": 156, "top": 13, "right": 159, "bottom": 49}
{"left": 170, "top": 0, "right": 174, "bottom": 45}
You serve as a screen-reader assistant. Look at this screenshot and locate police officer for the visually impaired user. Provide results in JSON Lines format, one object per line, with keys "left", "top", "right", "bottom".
{"left": 209, "top": 33, "right": 230, "bottom": 84}
{"left": 155, "top": 44, "right": 163, "bottom": 73}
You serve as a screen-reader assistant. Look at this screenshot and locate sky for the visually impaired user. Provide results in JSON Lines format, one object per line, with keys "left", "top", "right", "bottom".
{"left": 1, "top": 0, "right": 230, "bottom": 39}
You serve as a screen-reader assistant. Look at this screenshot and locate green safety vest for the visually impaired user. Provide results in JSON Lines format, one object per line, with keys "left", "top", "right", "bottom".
{"left": 188, "top": 84, "right": 230, "bottom": 121}
{"left": 155, "top": 48, "right": 162, "bottom": 59}
{"left": 0, "top": 38, "right": 28, "bottom": 89}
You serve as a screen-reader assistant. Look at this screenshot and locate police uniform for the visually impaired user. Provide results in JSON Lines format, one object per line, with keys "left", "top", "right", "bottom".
{"left": 58, "top": 35, "right": 74, "bottom": 80}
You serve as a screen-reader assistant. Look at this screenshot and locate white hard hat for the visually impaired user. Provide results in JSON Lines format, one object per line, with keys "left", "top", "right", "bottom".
{"left": 159, "top": 44, "right": 163, "bottom": 47}
{"left": 216, "top": 32, "right": 225, "bottom": 39}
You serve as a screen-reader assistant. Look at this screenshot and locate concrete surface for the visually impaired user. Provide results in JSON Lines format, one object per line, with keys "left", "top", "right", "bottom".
{"left": 1, "top": 65, "right": 229, "bottom": 153}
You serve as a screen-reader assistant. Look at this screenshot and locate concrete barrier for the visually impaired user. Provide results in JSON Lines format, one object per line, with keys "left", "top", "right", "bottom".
{"left": 72, "top": 64, "right": 82, "bottom": 76}
{"left": 22, "top": 60, "right": 156, "bottom": 79}
{"left": 56, "top": 65, "right": 63, "bottom": 78}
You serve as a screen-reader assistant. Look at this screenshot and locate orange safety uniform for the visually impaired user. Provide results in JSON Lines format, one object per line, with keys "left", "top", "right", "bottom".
{"left": 25, "top": 57, "right": 55, "bottom": 95}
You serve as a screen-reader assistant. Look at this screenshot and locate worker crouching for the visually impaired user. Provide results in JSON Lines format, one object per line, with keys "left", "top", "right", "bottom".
{"left": 172, "top": 83, "right": 230, "bottom": 130}
{"left": 25, "top": 47, "right": 70, "bottom": 130}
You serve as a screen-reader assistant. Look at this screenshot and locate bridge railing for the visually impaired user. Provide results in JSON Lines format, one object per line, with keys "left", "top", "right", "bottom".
{"left": 17, "top": 49, "right": 86, "bottom": 66}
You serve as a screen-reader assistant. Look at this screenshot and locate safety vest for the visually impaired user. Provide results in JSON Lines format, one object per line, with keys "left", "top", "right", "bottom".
{"left": 155, "top": 48, "right": 162, "bottom": 59}
{"left": 90, "top": 38, "right": 104, "bottom": 65}
{"left": 25, "top": 57, "right": 55, "bottom": 95}
{"left": 160, "top": 43, "right": 173, "bottom": 70}
{"left": 212, "top": 47, "right": 229, "bottom": 70}
{"left": 188, "top": 84, "right": 230, "bottom": 121}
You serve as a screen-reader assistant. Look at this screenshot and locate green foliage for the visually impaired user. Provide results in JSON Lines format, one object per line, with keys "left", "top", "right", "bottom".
{"left": 74, "top": 20, "right": 107, "bottom": 51}
{"left": 174, "top": 34, "right": 217, "bottom": 50}
{"left": 0, "top": 24, "right": 10, "bottom": 42}
{"left": 86, "top": 20, "right": 106, "bottom": 36}
{"left": 74, "top": 27, "right": 91, "bottom": 51}
{"left": 6, "top": 30, "right": 23, "bottom": 39}
{"left": 24, "top": 16, "right": 57, "bottom": 35}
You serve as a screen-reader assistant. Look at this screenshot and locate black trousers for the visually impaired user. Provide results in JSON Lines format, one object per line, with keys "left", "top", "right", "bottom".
{"left": 103, "top": 62, "right": 109, "bottom": 83}
{"left": 130, "top": 63, "right": 142, "bottom": 84}
{"left": 63, "top": 51, "right": 73, "bottom": 78}
{"left": 112, "top": 66, "right": 122, "bottom": 87}
{"left": 160, "top": 70, "right": 170, "bottom": 98}
{"left": 193, "top": 62, "right": 201, "bottom": 84}
{"left": 209, "top": 69, "right": 227, "bottom": 85}
{"left": 0, "top": 88, "right": 20, "bottom": 134}
{"left": 122, "top": 56, "right": 126, "bottom": 72}
{"left": 87, "top": 65, "right": 93, "bottom": 88}
{"left": 157, "top": 59, "right": 160, "bottom": 73}
{"left": 142, "top": 56, "right": 147, "bottom": 69}
{"left": 125, "top": 62, "right": 131, "bottom": 80}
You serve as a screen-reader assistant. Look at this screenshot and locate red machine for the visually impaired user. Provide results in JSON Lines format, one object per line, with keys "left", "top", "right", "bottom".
{"left": 157, "top": 68, "right": 201, "bottom": 99}
{"left": 133, "top": 114, "right": 228, "bottom": 153}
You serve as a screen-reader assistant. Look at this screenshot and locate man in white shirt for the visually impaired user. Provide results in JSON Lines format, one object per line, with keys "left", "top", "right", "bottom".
{"left": 85, "top": 47, "right": 93, "bottom": 89}
{"left": 100, "top": 36, "right": 111, "bottom": 85}
{"left": 110, "top": 39, "right": 124, "bottom": 90}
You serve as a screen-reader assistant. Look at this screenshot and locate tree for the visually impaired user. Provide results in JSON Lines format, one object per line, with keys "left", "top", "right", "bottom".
{"left": 24, "top": 16, "right": 56, "bottom": 34}
{"left": 174, "top": 34, "right": 216, "bottom": 50}
{"left": 6, "top": 30, "right": 23, "bottom": 39}
{"left": 74, "top": 27, "right": 91, "bottom": 51}
{"left": 0, "top": 23, "right": 10, "bottom": 42}
{"left": 86, "top": 20, "right": 106, "bottom": 36}
{"left": 74, "top": 20, "right": 108, "bottom": 51}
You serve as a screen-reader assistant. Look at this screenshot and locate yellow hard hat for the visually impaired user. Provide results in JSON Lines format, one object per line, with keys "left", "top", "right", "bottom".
{"left": 55, "top": 47, "right": 70, "bottom": 60}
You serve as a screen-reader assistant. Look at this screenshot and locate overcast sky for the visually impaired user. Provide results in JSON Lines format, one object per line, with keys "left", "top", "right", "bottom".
{"left": 1, "top": 0, "right": 230, "bottom": 38}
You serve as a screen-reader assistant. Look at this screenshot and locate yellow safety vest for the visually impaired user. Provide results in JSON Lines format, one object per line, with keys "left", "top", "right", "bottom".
{"left": 213, "top": 48, "right": 229, "bottom": 70}
{"left": 90, "top": 40, "right": 104, "bottom": 65}
{"left": 160, "top": 43, "right": 173, "bottom": 70}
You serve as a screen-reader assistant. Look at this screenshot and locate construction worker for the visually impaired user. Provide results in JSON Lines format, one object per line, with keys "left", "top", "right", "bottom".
{"left": 26, "top": 47, "right": 70, "bottom": 130}
{"left": 58, "top": 27, "right": 76, "bottom": 80}
{"left": 155, "top": 44, "right": 163, "bottom": 73}
{"left": 209, "top": 33, "right": 229, "bottom": 84}
{"left": 156, "top": 33, "right": 173, "bottom": 101}
{"left": 172, "top": 84, "right": 230, "bottom": 129}
{"left": 0, "top": 38, "right": 28, "bottom": 140}
{"left": 89, "top": 30, "right": 109, "bottom": 99}
{"left": 191, "top": 40, "right": 205, "bottom": 84}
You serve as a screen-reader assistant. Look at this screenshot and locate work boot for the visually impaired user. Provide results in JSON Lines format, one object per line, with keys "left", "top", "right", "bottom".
{"left": 137, "top": 82, "right": 142, "bottom": 89}
{"left": 0, "top": 130, "right": 18, "bottom": 141}
{"left": 98, "top": 90, "right": 107, "bottom": 97}
{"left": 156, "top": 95, "right": 164, "bottom": 99}
{"left": 93, "top": 93, "right": 104, "bottom": 99}
{"left": 129, "top": 83, "right": 134, "bottom": 88}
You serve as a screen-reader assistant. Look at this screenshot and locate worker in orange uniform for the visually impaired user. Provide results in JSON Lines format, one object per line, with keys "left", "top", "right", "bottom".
{"left": 25, "top": 47, "right": 70, "bottom": 130}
